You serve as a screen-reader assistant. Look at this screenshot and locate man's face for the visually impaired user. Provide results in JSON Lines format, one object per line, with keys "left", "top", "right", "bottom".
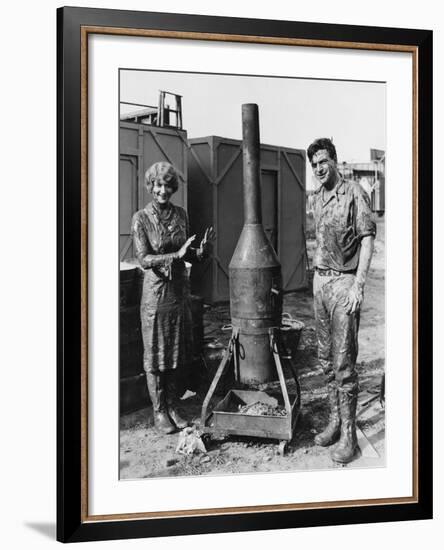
{"left": 310, "top": 149, "right": 338, "bottom": 188}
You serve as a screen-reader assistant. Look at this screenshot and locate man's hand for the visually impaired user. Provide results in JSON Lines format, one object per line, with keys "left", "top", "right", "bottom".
{"left": 344, "top": 283, "right": 364, "bottom": 315}
{"left": 345, "top": 235, "right": 374, "bottom": 314}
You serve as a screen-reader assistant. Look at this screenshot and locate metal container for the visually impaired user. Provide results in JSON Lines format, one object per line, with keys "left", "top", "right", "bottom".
{"left": 119, "top": 263, "right": 145, "bottom": 413}
{"left": 229, "top": 104, "right": 282, "bottom": 384}
{"left": 120, "top": 304, "right": 144, "bottom": 379}
{"left": 120, "top": 373, "right": 149, "bottom": 416}
{"left": 120, "top": 262, "right": 143, "bottom": 307}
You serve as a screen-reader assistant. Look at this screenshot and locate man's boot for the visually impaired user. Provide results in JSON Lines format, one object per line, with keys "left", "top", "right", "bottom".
{"left": 314, "top": 382, "right": 341, "bottom": 446}
{"left": 331, "top": 389, "right": 359, "bottom": 463}
{"left": 146, "top": 372, "right": 176, "bottom": 434}
{"left": 165, "top": 372, "right": 188, "bottom": 430}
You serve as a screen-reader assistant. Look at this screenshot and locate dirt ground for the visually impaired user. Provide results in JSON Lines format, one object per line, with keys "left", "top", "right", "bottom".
{"left": 120, "top": 217, "right": 385, "bottom": 479}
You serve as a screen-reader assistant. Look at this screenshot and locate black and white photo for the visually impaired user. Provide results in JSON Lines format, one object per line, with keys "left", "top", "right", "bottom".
{"left": 119, "top": 69, "right": 386, "bottom": 479}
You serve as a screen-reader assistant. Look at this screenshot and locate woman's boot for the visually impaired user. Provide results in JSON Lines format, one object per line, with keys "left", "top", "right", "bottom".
{"left": 146, "top": 372, "right": 176, "bottom": 434}
{"left": 165, "top": 372, "right": 188, "bottom": 430}
{"left": 331, "top": 389, "right": 359, "bottom": 463}
{"left": 314, "top": 382, "right": 341, "bottom": 446}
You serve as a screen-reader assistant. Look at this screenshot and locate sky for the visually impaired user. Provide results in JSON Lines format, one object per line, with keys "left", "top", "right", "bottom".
{"left": 120, "top": 69, "right": 386, "bottom": 190}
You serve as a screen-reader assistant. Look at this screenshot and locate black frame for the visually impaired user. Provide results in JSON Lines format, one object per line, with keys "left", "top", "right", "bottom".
{"left": 57, "top": 6, "right": 433, "bottom": 543}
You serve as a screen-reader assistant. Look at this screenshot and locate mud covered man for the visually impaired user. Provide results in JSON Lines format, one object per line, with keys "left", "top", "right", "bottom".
{"left": 307, "top": 138, "right": 376, "bottom": 463}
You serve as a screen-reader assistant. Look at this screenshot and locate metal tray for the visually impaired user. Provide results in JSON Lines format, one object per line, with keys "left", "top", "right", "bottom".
{"left": 210, "top": 389, "right": 299, "bottom": 441}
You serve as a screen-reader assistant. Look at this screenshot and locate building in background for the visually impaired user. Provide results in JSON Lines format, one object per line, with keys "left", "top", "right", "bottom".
{"left": 338, "top": 148, "right": 385, "bottom": 216}
{"left": 119, "top": 92, "right": 308, "bottom": 303}
{"left": 188, "top": 136, "right": 307, "bottom": 303}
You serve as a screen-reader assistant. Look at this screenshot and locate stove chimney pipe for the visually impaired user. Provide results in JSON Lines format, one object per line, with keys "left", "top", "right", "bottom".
{"left": 242, "top": 104, "right": 262, "bottom": 225}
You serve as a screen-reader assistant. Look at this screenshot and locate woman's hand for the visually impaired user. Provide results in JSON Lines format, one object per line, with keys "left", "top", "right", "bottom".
{"left": 198, "top": 226, "right": 216, "bottom": 255}
{"left": 176, "top": 235, "right": 196, "bottom": 259}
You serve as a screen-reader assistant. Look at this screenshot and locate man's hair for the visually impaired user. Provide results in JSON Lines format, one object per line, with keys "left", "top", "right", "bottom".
{"left": 307, "top": 138, "right": 337, "bottom": 164}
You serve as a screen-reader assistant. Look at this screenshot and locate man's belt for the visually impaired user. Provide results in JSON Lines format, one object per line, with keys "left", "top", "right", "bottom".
{"left": 315, "top": 267, "right": 356, "bottom": 277}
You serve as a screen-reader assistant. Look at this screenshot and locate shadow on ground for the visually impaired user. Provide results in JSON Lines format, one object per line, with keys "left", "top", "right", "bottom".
{"left": 24, "top": 523, "right": 56, "bottom": 540}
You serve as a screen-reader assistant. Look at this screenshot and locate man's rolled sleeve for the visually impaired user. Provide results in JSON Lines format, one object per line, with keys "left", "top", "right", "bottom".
{"left": 354, "top": 184, "right": 377, "bottom": 240}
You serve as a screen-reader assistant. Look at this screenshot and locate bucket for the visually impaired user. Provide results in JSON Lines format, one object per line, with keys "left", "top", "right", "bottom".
{"left": 280, "top": 313, "right": 305, "bottom": 358}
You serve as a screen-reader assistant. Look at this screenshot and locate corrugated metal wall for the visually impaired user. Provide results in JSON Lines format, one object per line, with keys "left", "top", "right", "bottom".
{"left": 188, "top": 136, "right": 307, "bottom": 303}
{"left": 119, "top": 121, "right": 188, "bottom": 260}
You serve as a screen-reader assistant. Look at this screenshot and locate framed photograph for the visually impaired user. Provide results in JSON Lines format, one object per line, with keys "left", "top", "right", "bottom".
{"left": 57, "top": 6, "right": 433, "bottom": 543}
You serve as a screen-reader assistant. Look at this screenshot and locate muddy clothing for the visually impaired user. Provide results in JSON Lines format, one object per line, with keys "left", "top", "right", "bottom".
{"left": 313, "top": 179, "right": 376, "bottom": 272}
{"left": 313, "top": 179, "right": 375, "bottom": 392}
{"left": 314, "top": 272, "right": 360, "bottom": 391}
{"left": 131, "top": 201, "right": 200, "bottom": 374}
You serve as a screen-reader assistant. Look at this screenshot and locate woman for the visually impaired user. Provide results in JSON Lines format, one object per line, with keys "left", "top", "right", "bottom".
{"left": 131, "top": 161, "right": 214, "bottom": 434}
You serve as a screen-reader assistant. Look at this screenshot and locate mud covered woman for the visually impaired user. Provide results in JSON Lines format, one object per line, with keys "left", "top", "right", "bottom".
{"left": 131, "top": 162, "right": 215, "bottom": 434}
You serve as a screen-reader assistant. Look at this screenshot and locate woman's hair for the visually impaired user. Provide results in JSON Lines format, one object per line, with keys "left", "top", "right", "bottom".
{"left": 307, "top": 138, "right": 338, "bottom": 164}
{"left": 144, "top": 162, "right": 180, "bottom": 193}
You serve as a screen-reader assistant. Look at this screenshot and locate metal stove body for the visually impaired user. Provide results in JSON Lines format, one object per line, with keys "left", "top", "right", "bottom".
{"left": 200, "top": 104, "right": 300, "bottom": 452}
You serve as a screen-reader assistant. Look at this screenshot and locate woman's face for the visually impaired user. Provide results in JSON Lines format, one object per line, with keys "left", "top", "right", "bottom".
{"left": 151, "top": 177, "right": 174, "bottom": 206}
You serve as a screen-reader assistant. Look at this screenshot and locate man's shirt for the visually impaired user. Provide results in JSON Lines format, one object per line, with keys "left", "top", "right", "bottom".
{"left": 313, "top": 178, "right": 376, "bottom": 272}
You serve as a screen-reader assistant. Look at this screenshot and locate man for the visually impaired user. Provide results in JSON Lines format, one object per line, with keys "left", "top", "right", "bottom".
{"left": 307, "top": 138, "right": 376, "bottom": 463}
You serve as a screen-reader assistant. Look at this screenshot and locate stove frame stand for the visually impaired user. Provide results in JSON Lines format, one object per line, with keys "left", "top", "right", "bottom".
{"left": 200, "top": 327, "right": 301, "bottom": 455}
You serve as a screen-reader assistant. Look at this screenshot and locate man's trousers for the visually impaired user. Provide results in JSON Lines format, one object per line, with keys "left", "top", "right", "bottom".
{"left": 313, "top": 272, "right": 360, "bottom": 393}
